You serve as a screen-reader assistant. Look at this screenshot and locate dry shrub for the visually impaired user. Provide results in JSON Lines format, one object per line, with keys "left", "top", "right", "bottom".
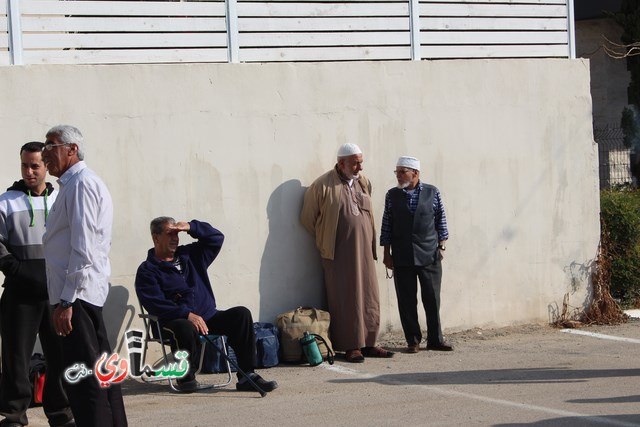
{"left": 552, "top": 293, "right": 584, "bottom": 328}
{"left": 581, "top": 226, "right": 628, "bottom": 325}
{"left": 552, "top": 226, "right": 628, "bottom": 328}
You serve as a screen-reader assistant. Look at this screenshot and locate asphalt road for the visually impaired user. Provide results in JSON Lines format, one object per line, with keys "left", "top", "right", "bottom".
{"left": 25, "top": 319, "right": 640, "bottom": 426}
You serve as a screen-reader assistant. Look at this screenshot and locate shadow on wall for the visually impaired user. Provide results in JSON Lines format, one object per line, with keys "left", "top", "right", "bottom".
{"left": 103, "top": 283, "right": 136, "bottom": 354}
{"left": 547, "top": 260, "right": 594, "bottom": 324}
{"left": 259, "top": 179, "right": 326, "bottom": 323}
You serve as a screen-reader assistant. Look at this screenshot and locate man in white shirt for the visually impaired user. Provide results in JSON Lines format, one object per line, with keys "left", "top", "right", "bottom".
{"left": 42, "top": 125, "right": 127, "bottom": 427}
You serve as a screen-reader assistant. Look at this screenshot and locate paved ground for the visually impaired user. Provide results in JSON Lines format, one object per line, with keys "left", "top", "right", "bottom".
{"left": 25, "top": 318, "right": 640, "bottom": 427}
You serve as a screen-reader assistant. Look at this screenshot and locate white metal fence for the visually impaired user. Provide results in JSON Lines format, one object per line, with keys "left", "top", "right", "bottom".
{"left": 1, "top": 0, "right": 575, "bottom": 65}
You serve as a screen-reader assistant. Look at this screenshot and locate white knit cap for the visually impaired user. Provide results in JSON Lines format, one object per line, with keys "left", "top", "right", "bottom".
{"left": 337, "top": 143, "right": 362, "bottom": 157}
{"left": 397, "top": 156, "right": 420, "bottom": 171}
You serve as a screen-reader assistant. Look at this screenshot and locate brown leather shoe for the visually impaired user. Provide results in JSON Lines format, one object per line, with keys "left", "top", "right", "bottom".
{"left": 361, "top": 346, "right": 395, "bottom": 358}
{"left": 345, "top": 349, "right": 365, "bottom": 363}
{"left": 407, "top": 344, "right": 420, "bottom": 354}
{"left": 426, "top": 341, "right": 453, "bottom": 351}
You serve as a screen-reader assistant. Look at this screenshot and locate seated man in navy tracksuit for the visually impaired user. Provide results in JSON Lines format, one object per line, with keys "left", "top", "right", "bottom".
{"left": 134, "top": 217, "right": 278, "bottom": 393}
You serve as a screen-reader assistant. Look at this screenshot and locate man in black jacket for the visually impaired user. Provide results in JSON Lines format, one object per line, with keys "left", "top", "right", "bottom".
{"left": 135, "top": 217, "right": 278, "bottom": 393}
{"left": 0, "top": 142, "right": 74, "bottom": 427}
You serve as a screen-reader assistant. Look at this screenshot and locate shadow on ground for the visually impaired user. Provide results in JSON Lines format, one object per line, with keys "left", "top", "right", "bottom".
{"left": 327, "top": 367, "right": 640, "bottom": 386}
{"left": 493, "top": 414, "right": 640, "bottom": 426}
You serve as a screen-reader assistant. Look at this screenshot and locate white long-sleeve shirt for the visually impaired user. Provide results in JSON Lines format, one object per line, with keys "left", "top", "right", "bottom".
{"left": 43, "top": 161, "right": 113, "bottom": 306}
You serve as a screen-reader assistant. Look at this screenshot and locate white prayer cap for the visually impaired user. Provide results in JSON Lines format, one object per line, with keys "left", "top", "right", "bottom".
{"left": 397, "top": 156, "right": 420, "bottom": 171}
{"left": 337, "top": 143, "right": 362, "bottom": 157}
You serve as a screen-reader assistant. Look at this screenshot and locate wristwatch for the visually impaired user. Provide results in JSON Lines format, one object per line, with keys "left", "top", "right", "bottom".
{"left": 59, "top": 299, "right": 73, "bottom": 309}
{"left": 438, "top": 244, "right": 446, "bottom": 251}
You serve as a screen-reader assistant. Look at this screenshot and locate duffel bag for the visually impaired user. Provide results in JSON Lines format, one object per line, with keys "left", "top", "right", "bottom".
{"left": 200, "top": 336, "right": 237, "bottom": 373}
{"left": 254, "top": 322, "right": 280, "bottom": 368}
{"left": 276, "top": 307, "right": 333, "bottom": 363}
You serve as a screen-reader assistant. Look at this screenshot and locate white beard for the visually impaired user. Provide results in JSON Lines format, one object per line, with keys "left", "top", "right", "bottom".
{"left": 340, "top": 166, "right": 359, "bottom": 180}
{"left": 396, "top": 181, "right": 410, "bottom": 189}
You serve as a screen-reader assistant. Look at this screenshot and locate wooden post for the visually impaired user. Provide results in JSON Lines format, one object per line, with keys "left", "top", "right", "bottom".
{"left": 409, "top": 0, "right": 421, "bottom": 61}
{"left": 8, "top": 0, "right": 23, "bottom": 65}
{"left": 566, "top": 0, "right": 576, "bottom": 59}
{"left": 226, "top": 0, "right": 239, "bottom": 63}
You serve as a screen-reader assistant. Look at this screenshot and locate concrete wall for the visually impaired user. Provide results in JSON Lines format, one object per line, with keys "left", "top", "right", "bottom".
{"left": 0, "top": 59, "right": 599, "bottom": 352}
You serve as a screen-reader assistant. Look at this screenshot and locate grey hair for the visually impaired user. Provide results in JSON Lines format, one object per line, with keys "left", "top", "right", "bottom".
{"left": 150, "top": 216, "right": 176, "bottom": 235}
{"left": 46, "top": 125, "right": 85, "bottom": 160}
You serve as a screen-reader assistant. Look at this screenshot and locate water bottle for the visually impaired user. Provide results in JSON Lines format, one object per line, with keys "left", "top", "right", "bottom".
{"left": 300, "top": 331, "right": 323, "bottom": 366}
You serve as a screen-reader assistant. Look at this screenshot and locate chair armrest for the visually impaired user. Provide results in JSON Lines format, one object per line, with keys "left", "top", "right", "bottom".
{"left": 138, "top": 313, "right": 160, "bottom": 322}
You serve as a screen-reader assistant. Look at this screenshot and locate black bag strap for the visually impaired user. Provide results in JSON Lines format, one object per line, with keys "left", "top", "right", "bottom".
{"left": 311, "top": 334, "right": 334, "bottom": 365}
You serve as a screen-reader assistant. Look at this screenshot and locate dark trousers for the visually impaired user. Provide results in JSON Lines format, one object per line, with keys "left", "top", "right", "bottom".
{"left": 60, "top": 300, "right": 127, "bottom": 427}
{"left": 393, "top": 260, "right": 444, "bottom": 346}
{"left": 0, "top": 290, "right": 73, "bottom": 426}
{"left": 163, "top": 306, "right": 256, "bottom": 382}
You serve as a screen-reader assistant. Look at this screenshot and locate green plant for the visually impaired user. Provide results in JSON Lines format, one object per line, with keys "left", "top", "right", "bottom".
{"left": 600, "top": 189, "right": 640, "bottom": 307}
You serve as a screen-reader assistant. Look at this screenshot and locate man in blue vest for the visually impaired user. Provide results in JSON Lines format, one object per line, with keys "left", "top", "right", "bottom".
{"left": 380, "top": 156, "right": 452, "bottom": 354}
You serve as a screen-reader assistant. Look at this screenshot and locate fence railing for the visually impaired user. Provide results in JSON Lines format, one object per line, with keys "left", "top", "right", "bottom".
{"left": 595, "top": 127, "right": 636, "bottom": 189}
{"left": 1, "top": 0, "right": 574, "bottom": 66}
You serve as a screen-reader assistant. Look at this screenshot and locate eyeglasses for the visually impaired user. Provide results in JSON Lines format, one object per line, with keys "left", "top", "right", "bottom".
{"left": 393, "top": 169, "right": 411, "bottom": 175}
{"left": 42, "top": 142, "right": 68, "bottom": 151}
